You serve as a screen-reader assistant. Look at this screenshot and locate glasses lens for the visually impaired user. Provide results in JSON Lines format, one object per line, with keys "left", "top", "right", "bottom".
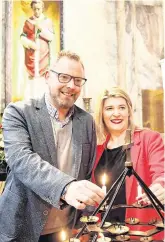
{"left": 59, "top": 74, "right": 71, "bottom": 83}
{"left": 74, "top": 78, "right": 86, "bottom": 87}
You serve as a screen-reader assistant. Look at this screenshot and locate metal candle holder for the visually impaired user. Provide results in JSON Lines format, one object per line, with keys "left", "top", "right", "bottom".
{"left": 75, "top": 129, "right": 164, "bottom": 241}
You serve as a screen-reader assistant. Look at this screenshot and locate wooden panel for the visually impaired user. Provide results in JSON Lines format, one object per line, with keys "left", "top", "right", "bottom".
{"left": 142, "top": 89, "right": 164, "bottom": 133}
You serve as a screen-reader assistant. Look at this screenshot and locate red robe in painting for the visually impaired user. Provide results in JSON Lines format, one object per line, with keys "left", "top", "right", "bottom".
{"left": 21, "top": 14, "right": 54, "bottom": 77}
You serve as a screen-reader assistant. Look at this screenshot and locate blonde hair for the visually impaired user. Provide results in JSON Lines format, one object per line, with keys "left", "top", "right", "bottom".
{"left": 94, "top": 87, "right": 139, "bottom": 144}
{"left": 56, "top": 50, "right": 84, "bottom": 69}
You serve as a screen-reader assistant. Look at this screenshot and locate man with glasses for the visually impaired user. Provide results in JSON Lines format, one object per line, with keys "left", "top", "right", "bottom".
{"left": 0, "top": 50, "right": 105, "bottom": 242}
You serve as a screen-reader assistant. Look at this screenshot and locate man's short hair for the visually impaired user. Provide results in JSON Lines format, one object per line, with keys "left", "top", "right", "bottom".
{"left": 56, "top": 50, "right": 84, "bottom": 69}
{"left": 31, "top": 0, "right": 44, "bottom": 8}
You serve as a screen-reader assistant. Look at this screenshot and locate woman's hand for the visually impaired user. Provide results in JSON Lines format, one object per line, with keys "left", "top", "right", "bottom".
{"left": 136, "top": 183, "right": 165, "bottom": 205}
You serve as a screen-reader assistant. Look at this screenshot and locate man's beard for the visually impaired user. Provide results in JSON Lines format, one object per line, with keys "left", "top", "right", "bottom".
{"left": 49, "top": 90, "right": 75, "bottom": 110}
{"left": 52, "top": 96, "right": 73, "bottom": 109}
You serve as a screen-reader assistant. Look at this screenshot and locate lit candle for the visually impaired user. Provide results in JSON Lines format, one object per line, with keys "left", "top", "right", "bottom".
{"left": 137, "top": 183, "right": 142, "bottom": 198}
{"left": 61, "top": 230, "right": 69, "bottom": 242}
{"left": 102, "top": 173, "right": 107, "bottom": 194}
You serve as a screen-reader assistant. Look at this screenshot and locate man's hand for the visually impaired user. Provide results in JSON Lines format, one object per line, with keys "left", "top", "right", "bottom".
{"left": 136, "top": 183, "right": 165, "bottom": 205}
{"left": 29, "top": 41, "right": 38, "bottom": 50}
{"left": 63, "top": 180, "right": 105, "bottom": 210}
{"left": 20, "top": 36, "right": 38, "bottom": 50}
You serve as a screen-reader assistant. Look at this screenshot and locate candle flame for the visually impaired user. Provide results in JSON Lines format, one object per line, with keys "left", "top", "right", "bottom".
{"left": 61, "top": 230, "right": 67, "bottom": 241}
{"left": 102, "top": 173, "right": 106, "bottom": 186}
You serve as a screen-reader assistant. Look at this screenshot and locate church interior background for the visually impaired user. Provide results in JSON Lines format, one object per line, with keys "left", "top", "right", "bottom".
{"left": 0, "top": 0, "right": 164, "bottom": 138}
{"left": 0, "top": 1, "right": 164, "bottom": 236}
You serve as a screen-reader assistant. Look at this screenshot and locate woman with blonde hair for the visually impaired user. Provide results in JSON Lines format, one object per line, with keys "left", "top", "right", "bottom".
{"left": 92, "top": 87, "right": 164, "bottom": 240}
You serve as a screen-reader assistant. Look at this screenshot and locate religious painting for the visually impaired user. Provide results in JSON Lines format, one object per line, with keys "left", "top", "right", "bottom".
{"left": 11, "top": 0, "right": 62, "bottom": 102}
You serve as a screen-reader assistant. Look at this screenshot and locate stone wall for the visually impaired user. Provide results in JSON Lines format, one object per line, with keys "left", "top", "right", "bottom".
{"left": 63, "top": 0, "right": 164, "bottom": 129}
{"left": 63, "top": 0, "right": 118, "bottom": 112}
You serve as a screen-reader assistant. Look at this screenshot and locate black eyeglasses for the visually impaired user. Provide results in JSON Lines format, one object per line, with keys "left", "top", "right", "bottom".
{"left": 50, "top": 70, "right": 87, "bottom": 87}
